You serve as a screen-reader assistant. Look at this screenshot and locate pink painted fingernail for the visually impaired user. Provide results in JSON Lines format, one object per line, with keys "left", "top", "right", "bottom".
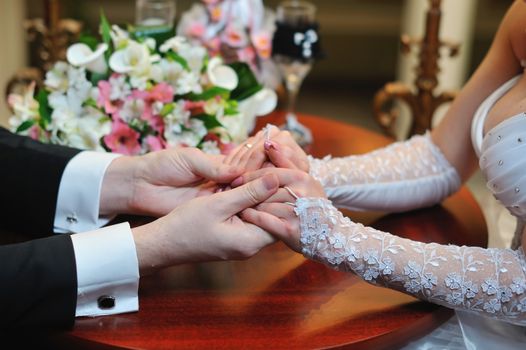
{"left": 264, "top": 140, "right": 276, "bottom": 151}
{"left": 231, "top": 176, "right": 243, "bottom": 187}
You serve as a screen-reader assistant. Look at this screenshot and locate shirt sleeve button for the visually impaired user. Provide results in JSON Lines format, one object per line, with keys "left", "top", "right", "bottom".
{"left": 97, "top": 295, "right": 116, "bottom": 309}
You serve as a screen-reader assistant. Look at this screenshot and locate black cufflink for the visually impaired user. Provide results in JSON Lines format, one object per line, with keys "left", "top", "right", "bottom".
{"left": 97, "top": 295, "right": 116, "bottom": 309}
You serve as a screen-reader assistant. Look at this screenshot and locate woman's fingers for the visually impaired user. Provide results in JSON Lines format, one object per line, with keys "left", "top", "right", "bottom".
{"left": 264, "top": 187, "right": 300, "bottom": 204}
{"left": 241, "top": 205, "right": 301, "bottom": 252}
{"left": 231, "top": 168, "right": 305, "bottom": 188}
{"left": 265, "top": 141, "right": 299, "bottom": 169}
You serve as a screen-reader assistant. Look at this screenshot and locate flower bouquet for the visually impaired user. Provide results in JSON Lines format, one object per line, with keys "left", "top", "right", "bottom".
{"left": 177, "top": 0, "right": 280, "bottom": 89}
{"left": 8, "top": 13, "right": 277, "bottom": 155}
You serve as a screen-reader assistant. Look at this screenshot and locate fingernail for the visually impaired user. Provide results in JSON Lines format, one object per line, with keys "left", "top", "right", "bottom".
{"left": 264, "top": 140, "right": 276, "bottom": 151}
{"left": 263, "top": 174, "right": 277, "bottom": 190}
{"left": 231, "top": 176, "right": 243, "bottom": 187}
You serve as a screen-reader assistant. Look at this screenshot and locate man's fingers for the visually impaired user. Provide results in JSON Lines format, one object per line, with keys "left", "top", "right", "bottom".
{"left": 215, "top": 173, "right": 279, "bottom": 216}
{"left": 255, "top": 202, "right": 296, "bottom": 219}
{"left": 187, "top": 151, "right": 243, "bottom": 183}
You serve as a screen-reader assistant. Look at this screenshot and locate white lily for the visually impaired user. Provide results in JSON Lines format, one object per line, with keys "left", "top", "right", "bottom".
{"left": 240, "top": 87, "right": 277, "bottom": 116}
{"left": 109, "top": 41, "right": 160, "bottom": 74}
{"left": 110, "top": 25, "right": 130, "bottom": 49}
{"left": 237, "top": 87, "right": 278, "bottom": 133}
{"left": 207, "top": 57, "right": 238, "bottom": 90}
{"left": 7, "top": 82, "right": 39, "bottom": 131}
{"left": 67, "top": 43, "right": 108, "bottom": 74}
{"left": 44, "top": 61, "right": 69, "bottom": 92}
{"left": 159, "top": 36, "right": 191, "bottom": 54}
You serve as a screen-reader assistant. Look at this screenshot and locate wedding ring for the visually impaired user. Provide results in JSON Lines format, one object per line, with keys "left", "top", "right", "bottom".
{"left": 284, "top": 201, "right": 296, "bottom": 207}
{"left": 284, "top": 186, "right": 300, "bottom": 200}
{"left": 244, "top": 143, "right": 253, "bottom": 149}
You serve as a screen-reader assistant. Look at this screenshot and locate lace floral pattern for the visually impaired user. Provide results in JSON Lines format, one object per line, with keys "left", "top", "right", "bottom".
{"left": 307, "top": 133, "right": 461, "bottom": 212}
{"left": 309, "top": 133, "right": 457, "bottom": 188}
{"left": 296, "top": 198, "right": 526, "bottom": 325}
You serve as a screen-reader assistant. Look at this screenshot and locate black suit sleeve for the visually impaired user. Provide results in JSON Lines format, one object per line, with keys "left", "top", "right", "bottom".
{"left": 0, "top": 234, "right": 77, "bottom": 329}
{"left": 0, "top": 127, "right": 81, "bottom": 235}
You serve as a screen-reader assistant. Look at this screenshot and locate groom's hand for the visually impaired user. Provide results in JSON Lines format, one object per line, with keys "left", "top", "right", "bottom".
{"left": 99, "top": 147, "right": 243, "bottom": 217}
{"left": 131, "top": 174, "right": 280, "bottom": 275}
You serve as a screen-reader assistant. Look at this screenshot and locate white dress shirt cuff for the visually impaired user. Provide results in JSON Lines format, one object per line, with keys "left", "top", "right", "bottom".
{"left": 71, "top": 222, "right": 139, "bottom": 317}
{"left": 54, "top": 151, "right": 121, "bottom": 233}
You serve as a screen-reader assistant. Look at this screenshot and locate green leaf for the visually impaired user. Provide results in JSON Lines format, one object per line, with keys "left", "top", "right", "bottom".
{"left": 186, "top": 87, "right": 230, "bottom": 101}
{"left": 228, "top": 62, "right": 263, "bottom": 101}
{"left": 224, "top": 106, "right": 239, "bottom": 116}
{"left": 89, "top": 71, "right": 109, "bottom": 86}
{"left": 36, "top": 89, "right": 51, "bottom": 129}
{"left": 193, "top": 114, "right": 223, "bottom": 129}
{"left": 100, "top": 10, "right": 112, "bottom": 61}
{"left": 16, "top": 119, "right": 35, "bottom": 133}
{"left": 224, "top": 100, "right": 239, "bottom": 115}
{"left": 165, "top": 51, "right": 190, "bottom": 71}
{"left": 160, "top": 103, "right": 175, "bottom": 117}
{"left": 79, "top": 32, "right": 99, "bottom": 51}
{"left": 82, "top": 98, "right": 99, "bottom": 109}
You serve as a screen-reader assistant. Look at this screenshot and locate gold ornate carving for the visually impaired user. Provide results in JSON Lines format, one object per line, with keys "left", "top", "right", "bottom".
{"left": 5, "top": 0, "right": 83, "bottom": 104}
{"left": 373, "top": 0, "right": 459, "bottom": 138}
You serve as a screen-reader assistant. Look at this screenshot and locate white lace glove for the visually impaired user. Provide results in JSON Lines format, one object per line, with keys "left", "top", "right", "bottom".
{"left": 296, "top": 198, "right": 526, "bottom": 326}
{"left": 308, "top": 133, "right": 461, "bottom": 212}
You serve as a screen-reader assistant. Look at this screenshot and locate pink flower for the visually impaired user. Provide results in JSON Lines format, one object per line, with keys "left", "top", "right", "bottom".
{"left": 188, "top": 22, "right": 206, "bottom": 38}
{"left": 97, "top": 80, "right": 118, "bottom": 114}
{"left": 103, "top": 121, "right": 141, "bottom": 155}
{"left": 149, "top": 83, "right": 173, "bottom": 103}
{"left": 237, "top": 47, "right": 257, "bottom": 65}
{"left": 207, "top": 5, "right": 224, "bottom": 22}
{"left": 144, "top": 135, "right": 166, "bottom": 152}
{"left": 148, "top": 115, "right": 165, "bottom": 133}
{"left": 222, "top": 23, "right": 248, "bottom": 48}
{"left": 207, "top": 37, "right": 222, "bottom": 54}
{"left": 251, "top": 32, "right": 272, "bottom": 59}
{"left": 184, "top": 100, "right": 206, "bottom": 111}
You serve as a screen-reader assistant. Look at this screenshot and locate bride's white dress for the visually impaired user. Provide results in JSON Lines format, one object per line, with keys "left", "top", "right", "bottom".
{"left": 302, "top": 75, "right": 526, "bottom": 349}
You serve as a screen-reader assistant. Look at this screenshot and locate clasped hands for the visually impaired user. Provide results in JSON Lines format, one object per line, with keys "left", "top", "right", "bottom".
{"left": 100, "top": 126, "right": 325, "bottom": 276}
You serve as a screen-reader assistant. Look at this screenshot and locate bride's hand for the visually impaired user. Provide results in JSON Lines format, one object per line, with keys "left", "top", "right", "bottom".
{"left": 233, "top": 168, "right": 326, "bottom": 253}
{"left": 224, "top": 126, "right": 310, "bottom": 171}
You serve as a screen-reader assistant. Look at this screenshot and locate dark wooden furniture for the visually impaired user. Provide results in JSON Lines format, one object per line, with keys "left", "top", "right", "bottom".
{"left": 53, "top": 112, "right": 487, "bottom": 349}
{"left": 373, "top": 0, "right": 460, "bottom": 138}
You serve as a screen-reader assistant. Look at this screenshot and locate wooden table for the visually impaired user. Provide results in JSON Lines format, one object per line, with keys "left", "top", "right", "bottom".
{"left": 53, "top": 112, "right": 487, "bottom": 349}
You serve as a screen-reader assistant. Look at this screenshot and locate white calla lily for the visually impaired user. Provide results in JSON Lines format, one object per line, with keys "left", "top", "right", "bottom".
{"left": 109, "top": 41, "right": 160, "bottom": 74}
{"left": 248, "top": 88, "right": 278, "bottom": 116}
{"left": 207, "top": 57, "right": 238, "bottom": 90}
{"left": 67, "top": 43, "right": 108, "bottom": 74}
{"left": 237, "top": 87, "right": 278, "bottom": 134}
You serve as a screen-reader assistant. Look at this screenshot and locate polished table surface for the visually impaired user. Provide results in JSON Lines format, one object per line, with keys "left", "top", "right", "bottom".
{"left": 56, "top": 113, "right": 487, "bottom": 349}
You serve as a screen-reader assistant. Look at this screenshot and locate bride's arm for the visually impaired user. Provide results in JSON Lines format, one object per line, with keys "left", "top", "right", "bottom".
{"left": 239, "top": 169, "right": 526, "bottom": 326}
{"left": 295, "top": 197, "right": 526, "bottom": 326}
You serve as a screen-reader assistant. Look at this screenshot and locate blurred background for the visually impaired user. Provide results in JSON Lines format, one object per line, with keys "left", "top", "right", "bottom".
{"left": 0, "top": 0, "right": 512, "bottom": 132}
